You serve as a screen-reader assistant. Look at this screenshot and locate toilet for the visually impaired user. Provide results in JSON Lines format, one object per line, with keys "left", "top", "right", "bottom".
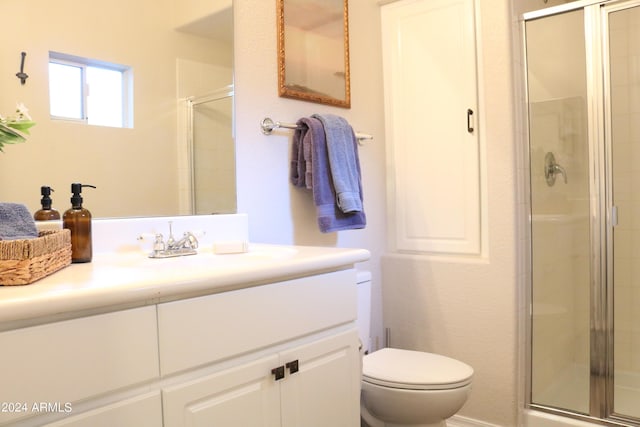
{"left": 357, "top": 271, "right": 474, "bottom": 427}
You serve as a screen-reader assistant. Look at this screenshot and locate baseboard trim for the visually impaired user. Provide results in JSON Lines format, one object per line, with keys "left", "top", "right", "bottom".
{"left": 448, "top": 415, "right": 504, "bottom": 427}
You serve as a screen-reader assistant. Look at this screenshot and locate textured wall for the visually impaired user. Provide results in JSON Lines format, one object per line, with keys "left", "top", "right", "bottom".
{"left": 233, "top": 0, "right": 388, "bottom": 348}
{"left": 381, "top": 0, "right": 520, "bottom": 425}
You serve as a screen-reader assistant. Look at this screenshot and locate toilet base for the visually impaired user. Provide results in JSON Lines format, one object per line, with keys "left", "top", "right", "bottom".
{"left": 361, "top": 381, "right": 471, "bottom": 427}
{"left": 361, "top": 416, "right": 446, "bottom": 427}
{"left": 361, "top": 399, "right": 448, "bottom": 427}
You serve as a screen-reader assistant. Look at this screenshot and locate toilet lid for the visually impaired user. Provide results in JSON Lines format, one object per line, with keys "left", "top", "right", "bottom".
{"left": 362, "top": 348, "right": 474, "bottom": 390}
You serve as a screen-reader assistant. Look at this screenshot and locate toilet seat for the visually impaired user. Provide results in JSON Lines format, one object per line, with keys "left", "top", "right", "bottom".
{"left": 362, "top": 348, "right": 473, "bottom": 391}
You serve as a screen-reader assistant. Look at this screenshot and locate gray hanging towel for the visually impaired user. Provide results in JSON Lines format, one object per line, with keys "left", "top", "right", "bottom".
{"left": 312, "top": 113, "right": 363, "bottom": 213}
{"left": 299, "top": 116, "right": 366, "bottom": 233}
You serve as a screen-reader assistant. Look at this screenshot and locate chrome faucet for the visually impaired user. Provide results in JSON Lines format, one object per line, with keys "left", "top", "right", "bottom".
{"left": 167, "top": 231, "right": 199, "bottom": 251}
{"left": 149, "top": 221, "right": 199, "bottom": 258}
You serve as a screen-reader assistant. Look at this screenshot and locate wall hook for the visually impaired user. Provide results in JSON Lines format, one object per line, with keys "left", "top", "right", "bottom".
{"left": 16, "top": 52, "right": 29, "bottom": 85}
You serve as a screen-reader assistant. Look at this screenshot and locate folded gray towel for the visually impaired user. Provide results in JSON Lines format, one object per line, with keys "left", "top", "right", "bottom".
{"left": 291, "top": 119, "right": 314, "bottom": 190}
{"left": 299, "top": 117, "right": 366, "bottom": 233}
{"left": 291, "top": 124, "right": 307, "bottom": 188}
{"left": 0, "top": 203, "right": 39, "bottom": 240}
{"left": 312, "top": 114, "right": 363, "bottom": 213}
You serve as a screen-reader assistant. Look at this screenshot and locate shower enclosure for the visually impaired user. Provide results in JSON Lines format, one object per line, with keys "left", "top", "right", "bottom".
{"left": 526, "top": 1, "right": 640, "bottom": 425}
{"left": 187, "top": 86, "right": 236, "bottom": 215}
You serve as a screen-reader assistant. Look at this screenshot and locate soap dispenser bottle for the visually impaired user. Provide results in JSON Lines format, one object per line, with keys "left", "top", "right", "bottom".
{"left": 34, "top": 186, "right": 61, "bottom": 221}
{"left": 63, "top": 183, "right": 96, "bottom": 263}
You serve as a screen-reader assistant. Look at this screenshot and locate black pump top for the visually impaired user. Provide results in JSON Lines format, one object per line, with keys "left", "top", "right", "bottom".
{"left": 40, "top": 186, "right": 54, "bottom": 210}
{"left": 70, "top": 183, "right": 97, "bottom": 208}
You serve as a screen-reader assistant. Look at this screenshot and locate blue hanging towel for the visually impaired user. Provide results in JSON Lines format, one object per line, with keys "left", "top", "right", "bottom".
{"left": 312, "top": 113, "right": 364, "bottom": 213}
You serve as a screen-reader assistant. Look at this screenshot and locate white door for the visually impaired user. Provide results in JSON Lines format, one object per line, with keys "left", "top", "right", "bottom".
{"left": 279, "top": 330, "right": 361, "bottom": 427}
{"left": 162, "top": 354, "right": 281, "bottom": 427}
{"left": 382, "top": 0, "right": 481, "bottom": 255}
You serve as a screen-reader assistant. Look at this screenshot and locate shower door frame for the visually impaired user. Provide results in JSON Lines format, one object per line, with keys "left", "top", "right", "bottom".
{"left": 523, "top": 1, "right": 640, "bottom": 425}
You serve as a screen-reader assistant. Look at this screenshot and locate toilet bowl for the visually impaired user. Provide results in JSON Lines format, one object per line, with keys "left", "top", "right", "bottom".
{"left": 356, "top": 272, "right": 473, "bottom": 427}
{"left": 360, "top": 348, "right": 473, "bottom": 427}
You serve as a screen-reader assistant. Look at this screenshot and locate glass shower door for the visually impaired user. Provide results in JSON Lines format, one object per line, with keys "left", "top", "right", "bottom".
{"left": 526, "top": 1, "right": 640, "bottom": 424}
{"left": 526, "top": 8, "right": 591, "bottom": 415}
{"left": 606, "top": 2, "right": 640, "bottom": 421}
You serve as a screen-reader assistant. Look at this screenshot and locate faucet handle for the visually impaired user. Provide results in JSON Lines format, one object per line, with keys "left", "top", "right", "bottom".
{"left": 544, "top": 152, "right": 568, "bottom": 186}
{"left": 183, "top": 232, "right": 199, "bottom": 249}
{"left": 166, "top": 221, "right": 176, "bottom": 248}
{"left": 153, "top": 233, "right": 166, "bottom": 251}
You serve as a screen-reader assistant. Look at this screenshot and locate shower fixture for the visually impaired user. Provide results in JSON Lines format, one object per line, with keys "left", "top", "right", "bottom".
{"left": 544, "top": 152, "right": 567, "bottom": 186}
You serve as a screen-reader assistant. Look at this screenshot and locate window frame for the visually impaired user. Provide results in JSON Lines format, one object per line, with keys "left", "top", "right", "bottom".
{"left": 48, "top": 51, "right": 133, "bottom": 128}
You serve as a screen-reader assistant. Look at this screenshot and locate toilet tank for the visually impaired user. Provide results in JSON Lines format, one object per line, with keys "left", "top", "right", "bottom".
{"left": 357, "top": 270, "right": 372, "bottom": 354}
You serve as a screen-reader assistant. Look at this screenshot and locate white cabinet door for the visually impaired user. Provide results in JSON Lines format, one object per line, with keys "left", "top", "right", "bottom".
{"left": 382, "top": 0, "right": 481, "bottom": 255}
{"left": 163, "top": 330, "right": 360, "bottom": 427}
{"left": 163, "top": 355, "right": 281, "bottom": 427}
{"left": 280, "top": 330, "right": 361, "bottom": 427}
{"left": 44, "top": 392, "right": 162, "bottom": 427}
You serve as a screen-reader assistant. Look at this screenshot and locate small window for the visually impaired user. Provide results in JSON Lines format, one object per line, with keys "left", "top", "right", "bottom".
{"left": 48, "top": 52, "right": 133, "bottom": 128}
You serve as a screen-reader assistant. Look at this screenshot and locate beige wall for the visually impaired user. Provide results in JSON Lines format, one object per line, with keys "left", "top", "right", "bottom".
{"left": 173, "top": 0, "right": 232, "bottom": 30}
{"left": 233, "top": 0, "right": 389, "bottom": 355}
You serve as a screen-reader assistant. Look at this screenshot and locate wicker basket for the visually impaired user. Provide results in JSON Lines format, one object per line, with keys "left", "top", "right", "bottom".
{"left": 0, "top": 229, "right": 72, "bottom": 286}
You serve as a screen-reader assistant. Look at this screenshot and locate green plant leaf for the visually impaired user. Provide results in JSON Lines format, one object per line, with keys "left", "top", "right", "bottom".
{"left": 7, "top": 121, "right": 36, "bottom": 134}
{"left": 0, "top": 123, "right": 27, "bottom": 152}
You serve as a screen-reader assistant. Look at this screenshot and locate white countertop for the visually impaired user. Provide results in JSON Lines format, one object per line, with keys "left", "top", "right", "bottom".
{"left": 0, "top": 243, "right": 370, "bottom": 330}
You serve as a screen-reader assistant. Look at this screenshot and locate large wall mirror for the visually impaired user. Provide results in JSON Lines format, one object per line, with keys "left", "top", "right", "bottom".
{"left": 0, "top": 0, "right": 235, "bottom": 218}
{"left": 277, "top": 0, "right": 350, "bottom": 108}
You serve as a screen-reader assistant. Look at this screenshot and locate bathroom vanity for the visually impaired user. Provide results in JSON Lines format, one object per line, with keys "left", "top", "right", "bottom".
{"left": 0, "top": 215, "right": 370, "bottom": 427}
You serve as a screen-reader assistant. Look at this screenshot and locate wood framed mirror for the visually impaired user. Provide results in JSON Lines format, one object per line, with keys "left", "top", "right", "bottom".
{"left": 277, "top": 0, "right": 350, "bottom": 108}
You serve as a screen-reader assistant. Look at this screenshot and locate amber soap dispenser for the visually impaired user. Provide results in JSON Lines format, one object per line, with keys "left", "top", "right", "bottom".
{"left": 63, "top": 183, "right": 96, "bottom": 263}
{"left": 34, "top": 186, "right": 61, "bottom": 221}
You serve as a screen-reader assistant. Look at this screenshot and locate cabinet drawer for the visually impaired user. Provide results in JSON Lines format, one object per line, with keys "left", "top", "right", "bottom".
{"left": 0, "top": 306, "right": 159, "bottom": 426}
{"left": 158, "top": 269, "right": 357, "bottom": 375}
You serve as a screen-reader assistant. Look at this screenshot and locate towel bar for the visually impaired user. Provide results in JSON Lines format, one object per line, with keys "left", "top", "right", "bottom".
{"left": 260, "top": 117, "right": 373, "bottom": 144}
